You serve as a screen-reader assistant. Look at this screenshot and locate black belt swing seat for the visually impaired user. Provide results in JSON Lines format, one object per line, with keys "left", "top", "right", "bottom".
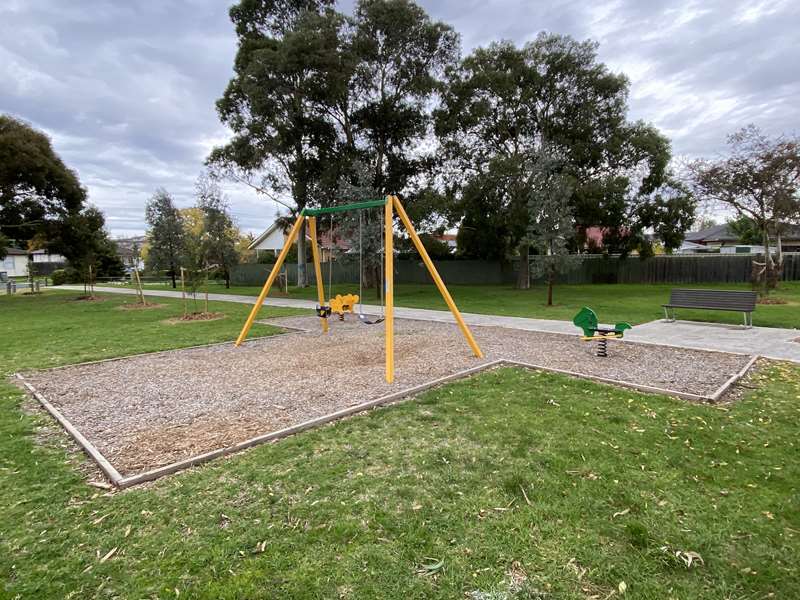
{"left": 315, "top": 208, "right": 386, "bottom": 325}
{"left": 355, "top": 208, "right": 385, "bottom": 325}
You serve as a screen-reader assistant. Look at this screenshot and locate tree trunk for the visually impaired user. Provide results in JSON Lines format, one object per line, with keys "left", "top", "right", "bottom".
{"left": 225, "top": 269, "right": 230, "bottom": 289}
{"left": 761, "top": 226, "right": 772, "bottom": 296}
{"left": 180, "top": 268, "right": 187, "bottom": 317}
{"left": 297, "top": 219, "right": 308, "bottom": 288}
{"left": 547, "top": 271, "right": 554, "bottom": 306}
{"left": 516, "top": 242, "right": 530, "bottom": 290}
{"left": 170, "top": 268, "right": 176, "bottom": 289}
{"left": 770, "top": 229, "right": 783, "bottom": 289}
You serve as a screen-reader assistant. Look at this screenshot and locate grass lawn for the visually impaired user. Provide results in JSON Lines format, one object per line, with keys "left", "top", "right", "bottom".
{"left": 1, "top": 291, "right": 798, "bottom": 598}
{"left": 0, "top": 290, "right": 303, "bottom": 369}
{"left": 122, "top": 280, "right": 800, "bottom": 329}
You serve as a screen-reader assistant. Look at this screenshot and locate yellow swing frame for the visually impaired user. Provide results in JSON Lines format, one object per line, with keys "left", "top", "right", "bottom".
{"left": 235, "top": 195, "right": 483, "bottom": 383}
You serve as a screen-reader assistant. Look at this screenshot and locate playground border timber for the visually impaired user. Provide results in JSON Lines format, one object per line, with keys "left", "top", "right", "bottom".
{"left": 15, "top": 350, "right": 760, "bottom": 489}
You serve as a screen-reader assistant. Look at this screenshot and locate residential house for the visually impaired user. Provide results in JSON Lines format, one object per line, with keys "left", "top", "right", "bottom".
{"left": 31, "top": 249, "right": 66, "bottom": 264}
{"left": 114, "top": 235, "right": 147, "bottom": 270}
{"left": 248, "top": 221, "right": 350, "bottom": 262}
{"left": 2, "top": 248, "right": 28, "bottom": 277}
{"left": 433, "top": 233, "right": 457, "bottom": 253}
{"left": 675, "top": 240, "right": 713, "bottom": 255}
{"left": 685, "top": 223, "right": 800, "bottom": 253}
{"left": 2, "top": 247, "right": 66, "bottom": 278}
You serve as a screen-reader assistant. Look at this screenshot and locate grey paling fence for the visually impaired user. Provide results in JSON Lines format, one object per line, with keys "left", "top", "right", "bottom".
{"left": 231, "top": 253, "right": 800, "bottom": 287}
{"left": 512, "top": 253, "right": 800, "bottom": 285}
{"left": 231, "top": 261, "right": 361, "bottom": 287}
{"left": 543, "top": 254, "right": 755, "bottom": 285}
{"left": 568, "top": 253, "right": 800, "bottom": 284}
{"left": 233, "top": 259, "right": 515, "bottom": 286}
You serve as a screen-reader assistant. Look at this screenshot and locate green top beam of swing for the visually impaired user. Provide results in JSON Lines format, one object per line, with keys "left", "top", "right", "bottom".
{"left": 301, "top": 198, "right": 387, "bottom": 217}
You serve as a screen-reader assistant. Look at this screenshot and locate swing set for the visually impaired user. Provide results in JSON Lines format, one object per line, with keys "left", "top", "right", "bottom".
{"left": 235, "top": 195, "right": 483, "bottom": 383}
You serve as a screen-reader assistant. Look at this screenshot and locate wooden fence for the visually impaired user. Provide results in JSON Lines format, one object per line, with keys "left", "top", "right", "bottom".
{"left": 231, "top": 253, "right": 800, "bottom": 287}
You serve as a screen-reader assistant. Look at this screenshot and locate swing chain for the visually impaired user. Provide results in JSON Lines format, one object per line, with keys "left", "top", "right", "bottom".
{"left": 328, "top": 213, "right": 334, "bottom": 297}
{"left": 356, "top": 206, "right": 385, "bottom": 325}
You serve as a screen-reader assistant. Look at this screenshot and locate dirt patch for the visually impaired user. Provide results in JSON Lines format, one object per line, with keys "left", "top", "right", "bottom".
{"left": 117, "top": 302, "right": 168, "bottom": 311}
{"left": 164, "top": 312, "right": 226, "bottom": 324}
{"left": 70, "top": 295, "right": 107, "bottom": 302}
{"left": 757, "top": 297, "right": 788, "bottom": 305}
{"left": 21, "top": 315, "right": 754, "bottom": 478}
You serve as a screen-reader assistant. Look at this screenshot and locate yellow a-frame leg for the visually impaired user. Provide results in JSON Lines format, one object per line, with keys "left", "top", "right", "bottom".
{"left": 307, "top": 216, "right": 329, "bottom": 333}
{"left": 392, "top": 195, "right": 483, "bottom": 359}
{"left": 235, "top": 214, "right": 305, "bottom": 346}
{"left": 384, "top": 196, "right": 394, "bottom": 383}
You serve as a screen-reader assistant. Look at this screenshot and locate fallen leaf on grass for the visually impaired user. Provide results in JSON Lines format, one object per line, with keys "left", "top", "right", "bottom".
{"left": 99, "top": 547, "right": 117, "bottom": 563}
{"left": 566, "top": 558, "right": 587, "bottom": 580}
{"left": 675, "top": 550, "right": 704, "bottom": 568}
{"left": 87, "top": 480, "right": 112, "bottom": 490}
{"left": 519, "top": 485, "right": 531, "bottom": 506}
{"left": 417, "top": 557, "right": 444, "bottom": 576}
{"left": 92, "top": 513, "right": 110, "bottom": 526}
{"left": 618, "top": 581, "right": 627, "bottom": 594}
{"left": 612, "top": 508, "right": 630, "bottom": 519}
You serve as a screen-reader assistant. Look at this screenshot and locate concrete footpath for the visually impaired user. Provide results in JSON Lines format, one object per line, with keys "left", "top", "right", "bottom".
{"left": 62, "top": 285, "right": 800, "bottom": 363}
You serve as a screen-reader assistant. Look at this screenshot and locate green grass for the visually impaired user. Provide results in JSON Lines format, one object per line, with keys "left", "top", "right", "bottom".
{"left": 122, "top": 280, "right": 800, "bottom": 329}
{"left": 1, "top": 292, "right": 799, "bottom": 598}
{"left": 0, "top": 291, "right": 303, "bottom": 370}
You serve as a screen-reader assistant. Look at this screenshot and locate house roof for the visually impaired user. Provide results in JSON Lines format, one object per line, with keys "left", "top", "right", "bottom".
{"left": 248, "top": 221, "right": 313, "bottom": 250}
{"left": 248, "top": 222, "right": 282, "bottom": 250}
{"left": 679, "top": 240, "right": 709, "bottom": 250}
{"left": 686, "top": 223, "right": 800, "bottom": 243}
{"left": 684, "top": 224, "right": 738, "bottom": 243}
{"left": 4, "top": 247, "right": 27, "bottom": 255}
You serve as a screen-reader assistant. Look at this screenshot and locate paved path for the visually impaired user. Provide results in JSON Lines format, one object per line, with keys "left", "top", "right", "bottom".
{"left": 63, "top": 285, "right": 578, "bottom": 334}
{"left": 627, "top": 319, "right": 800, "bottom": 362}
{"left": 62, "top": 286, "right": 800, "bottom": 362}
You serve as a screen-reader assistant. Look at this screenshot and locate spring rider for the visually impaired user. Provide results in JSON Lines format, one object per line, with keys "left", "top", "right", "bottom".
{"left": 573, "top": 307, "right": 632, "bottom": 357}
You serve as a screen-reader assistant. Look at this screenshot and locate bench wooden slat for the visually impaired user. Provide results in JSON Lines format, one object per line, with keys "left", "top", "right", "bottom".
{"left": 663, "top": 303, "right": 748, "bottom": 312}
{"left": 664, "top": 288, "right": 757, "bottom": 312}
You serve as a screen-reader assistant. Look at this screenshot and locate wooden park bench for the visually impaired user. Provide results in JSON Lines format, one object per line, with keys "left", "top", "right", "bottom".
{"left": 662, "top": 288, "right": 757, "bottom": 327}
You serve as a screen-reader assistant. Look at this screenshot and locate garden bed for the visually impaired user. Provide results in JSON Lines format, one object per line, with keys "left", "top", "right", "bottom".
{"left": 18, "top": 315, "right": 755, "bottom": 484}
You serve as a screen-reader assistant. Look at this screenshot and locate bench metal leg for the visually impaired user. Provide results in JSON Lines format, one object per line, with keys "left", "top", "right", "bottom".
{"left": 663, "top": 307, "right": 675, "bottom": 322}
{"left": 743, "top": 312, "right": 752, "bottom": 328}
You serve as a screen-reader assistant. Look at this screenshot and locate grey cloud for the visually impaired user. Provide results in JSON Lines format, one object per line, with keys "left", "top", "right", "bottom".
{"left": 1, "top": 0, "right": 797, "bottom": 236}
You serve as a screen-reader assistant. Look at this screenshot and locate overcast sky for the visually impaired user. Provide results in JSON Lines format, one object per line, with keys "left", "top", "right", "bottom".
{"left": 2, "top": 0, "right": 798, "bottom": 237}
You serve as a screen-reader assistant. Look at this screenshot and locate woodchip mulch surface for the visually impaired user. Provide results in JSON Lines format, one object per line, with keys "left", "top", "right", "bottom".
{"left": 21, "top": 315, "right": 753, "bottom": 477}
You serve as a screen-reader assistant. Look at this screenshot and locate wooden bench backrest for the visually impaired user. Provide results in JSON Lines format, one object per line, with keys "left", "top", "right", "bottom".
{"left": 668, "top": 289, "right": 757, "bottom": 311}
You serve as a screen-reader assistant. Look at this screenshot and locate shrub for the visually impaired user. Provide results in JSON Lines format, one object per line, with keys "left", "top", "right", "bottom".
{"left": 50, "top": 268, "right": 82, "bottom": 285}
{"left": 50, "top": 269, "right": 67, "bottom": 285}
